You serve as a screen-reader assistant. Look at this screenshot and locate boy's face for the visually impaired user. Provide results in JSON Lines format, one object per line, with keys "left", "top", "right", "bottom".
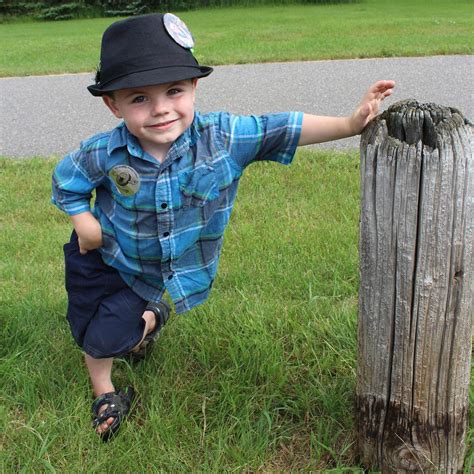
{"left": 103, "top": 79, "right": 197, "bottom": 159}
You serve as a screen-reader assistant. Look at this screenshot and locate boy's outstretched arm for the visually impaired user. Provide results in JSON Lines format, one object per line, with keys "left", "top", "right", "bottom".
{"left": 298, "top": 80, "right": 395, "bottom": 146}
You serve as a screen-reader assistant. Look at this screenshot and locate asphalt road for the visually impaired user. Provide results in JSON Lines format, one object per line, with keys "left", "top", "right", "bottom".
{"left": 1, "top": 55, "right": 472, "bottom": 158}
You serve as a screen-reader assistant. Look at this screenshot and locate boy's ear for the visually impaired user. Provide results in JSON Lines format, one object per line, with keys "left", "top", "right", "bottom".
{"left": 102, "top": 95, "right": 122, "bottom": 119}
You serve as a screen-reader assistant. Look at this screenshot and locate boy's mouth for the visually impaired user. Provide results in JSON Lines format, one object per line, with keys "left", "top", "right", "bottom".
{"left": 147, "top": 119, "right": 178, "bottom": 130}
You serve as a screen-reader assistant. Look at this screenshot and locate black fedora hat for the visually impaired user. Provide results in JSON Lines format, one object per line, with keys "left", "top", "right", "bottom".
{"left": 88, "top": 13, "right": 213, "bottom": 96}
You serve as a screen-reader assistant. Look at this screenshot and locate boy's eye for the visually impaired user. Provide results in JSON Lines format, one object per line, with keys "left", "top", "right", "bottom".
{"left": 168, "top": 88, "right": 182, "bottom": 96}
{"left": 131, "top": 95, "right": 147, "bottom": 103}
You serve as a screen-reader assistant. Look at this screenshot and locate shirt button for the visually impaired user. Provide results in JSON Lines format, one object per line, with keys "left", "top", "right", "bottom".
{"left": 161, "top": 202, "right": 168, "bottom": 209}
{"left": 163, "top": 232, "right": 170, "bottom": 237}
{"left": 167, "top": 274, "right": 173, "bottom": 280}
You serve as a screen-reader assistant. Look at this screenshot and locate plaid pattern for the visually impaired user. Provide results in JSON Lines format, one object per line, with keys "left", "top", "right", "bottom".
{"left": 52, "top": 111, "right": 303, "bottom": 313}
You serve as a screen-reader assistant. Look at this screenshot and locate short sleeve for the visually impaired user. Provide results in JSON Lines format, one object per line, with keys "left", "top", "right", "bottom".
{"left": 217, "top": 112, "right": 303, "bottom": 169}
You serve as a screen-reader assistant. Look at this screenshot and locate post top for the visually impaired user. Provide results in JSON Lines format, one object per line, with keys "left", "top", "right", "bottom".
{"left": 366, "top": 99, "right": 470, "bottom": 149}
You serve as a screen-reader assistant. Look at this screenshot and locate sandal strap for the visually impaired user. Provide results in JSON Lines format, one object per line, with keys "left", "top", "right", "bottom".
{"left": 92, "top": 387, "right": 134, "bottom": 426}
{"left": 145, "top": 300, "right": 170, "bottom": 331}
{"left": 91, "top": 391, "right": 117, "bottom": 414}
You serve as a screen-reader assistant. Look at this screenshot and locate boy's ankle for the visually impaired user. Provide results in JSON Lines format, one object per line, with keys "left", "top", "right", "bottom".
{"left": 142, "top": 310, "right": 156, "bottom": 335}
{"left": 93, "top": 383, "right": 115, "bottom": 398}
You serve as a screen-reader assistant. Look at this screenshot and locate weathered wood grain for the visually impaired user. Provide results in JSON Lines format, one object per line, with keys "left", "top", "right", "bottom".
{"left": 357, "top": 100, "right": 473, "bottom": 472}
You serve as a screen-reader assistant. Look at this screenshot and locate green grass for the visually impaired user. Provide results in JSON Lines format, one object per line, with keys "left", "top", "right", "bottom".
{"left": 1, "top": 0, "right": 472, "bottom": 77}
{"left": 1, "top": 152, "right": 473, "bottom": 471}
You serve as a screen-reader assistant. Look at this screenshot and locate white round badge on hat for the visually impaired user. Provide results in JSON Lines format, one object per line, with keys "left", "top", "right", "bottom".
{"left": 163, "top": 13, "right": 194, "bottom": 49}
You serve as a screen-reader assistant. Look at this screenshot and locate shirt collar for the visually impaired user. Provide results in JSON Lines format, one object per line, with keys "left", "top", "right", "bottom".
{"left": 165, "top": 113, "right": 201, "bottom": 162}
{"left": 106, "top": 114, "right": 202, "bottom": 162}
{"left": 107, "top": 122, "right": 143, "bottom": 158}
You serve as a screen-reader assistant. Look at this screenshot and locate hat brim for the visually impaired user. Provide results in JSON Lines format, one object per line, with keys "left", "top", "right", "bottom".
{"left": 87, "top": 65, "right": 213, "bottom": 96}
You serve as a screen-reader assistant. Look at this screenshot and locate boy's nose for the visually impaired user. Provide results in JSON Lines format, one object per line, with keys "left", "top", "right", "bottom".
{"left": 150, "top": 97, "right": 169, "bottom": 116}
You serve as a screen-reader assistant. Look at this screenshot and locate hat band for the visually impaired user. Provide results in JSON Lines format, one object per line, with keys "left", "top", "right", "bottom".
{"left": 98, "top": 64, "right": 204, "bottom": 89}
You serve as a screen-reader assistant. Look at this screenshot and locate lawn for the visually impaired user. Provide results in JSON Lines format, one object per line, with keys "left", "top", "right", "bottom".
{"left": 0, "top": 0, "right": 472, "bottom": 76}
{"left": 1, "top": 152, "right": 473, "bottom": 471}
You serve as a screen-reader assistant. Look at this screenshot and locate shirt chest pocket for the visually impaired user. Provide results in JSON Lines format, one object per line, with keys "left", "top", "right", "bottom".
{"left": 178, "top": 164, "right": 220, "bottom": 208}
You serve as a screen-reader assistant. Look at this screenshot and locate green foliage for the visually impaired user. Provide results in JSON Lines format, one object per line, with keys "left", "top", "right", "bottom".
{"left": 0, "top": 1, "right": 99, "bottom": 21}
{"left": 0, "top": 1, "right": 47, "bottom": 16}
{"left": 102, "top": 0, "right": 148, "bottom": 17}
{"left": 0, "top": 0, "right": 359, "bottom": 21}
{"left": 36, "top": 3, "right": 83, "bottom": 21}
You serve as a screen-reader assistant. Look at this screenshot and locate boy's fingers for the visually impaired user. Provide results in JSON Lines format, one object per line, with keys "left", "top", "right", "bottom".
{"left": 378, "top": 79, "right": 395, "bottom": 88}
{"left": 371, "top": 80, "right": 395, "bottom": 94}
{"left": 77, "top": 238, "right": 88, "bottom": 254}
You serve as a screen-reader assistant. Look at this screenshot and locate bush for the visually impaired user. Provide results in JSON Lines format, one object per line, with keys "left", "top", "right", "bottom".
{"left": 36, "top": 3, "right": 83, "bottom": 21}
{"left": 0, "top": 1, "right": 46, "bottom": 16}
{"left": 103, "top": 0, "right": 148, "bottom": 17}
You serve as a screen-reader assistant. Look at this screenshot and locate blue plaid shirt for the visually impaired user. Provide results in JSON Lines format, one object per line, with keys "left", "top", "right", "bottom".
{"left": 52, "top": 111, "right": 303, "bottom": 313}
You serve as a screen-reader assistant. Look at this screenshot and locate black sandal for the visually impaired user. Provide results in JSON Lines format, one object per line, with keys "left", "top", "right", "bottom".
{"left": 92, "top": 387, "right": 134, "bottom": 442}
{"left": 128, "top": 300, "right": 171, "bottom": 363}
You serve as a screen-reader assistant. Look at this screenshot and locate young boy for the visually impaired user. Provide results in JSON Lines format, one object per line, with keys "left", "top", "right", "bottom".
{"left": 52, "top": 12, "right": 394, "bottom": 441}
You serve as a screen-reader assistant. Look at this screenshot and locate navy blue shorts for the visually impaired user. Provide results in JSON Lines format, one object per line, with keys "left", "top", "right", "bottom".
{"left": 64, "top": 232, "right": 148, "bottom": 358}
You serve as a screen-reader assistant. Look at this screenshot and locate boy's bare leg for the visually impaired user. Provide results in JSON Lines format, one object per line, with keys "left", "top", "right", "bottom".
{"left": 84, "top": 310, "right": 155, "bottom": 434}
{"left": 84, "top": 354, "right": 115, "bottom": 434}
{"left": 130, "top": 310, "right": 156, "bottom": 352}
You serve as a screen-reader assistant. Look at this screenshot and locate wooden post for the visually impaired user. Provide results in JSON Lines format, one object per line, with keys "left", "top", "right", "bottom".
{"left": 357, "top": 99, "right": 473, "bottom": 472}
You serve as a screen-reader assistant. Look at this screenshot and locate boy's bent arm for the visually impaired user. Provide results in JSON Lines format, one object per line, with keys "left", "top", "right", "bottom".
{"left": 52, "top": 143, "right": 109, "bottom": 254}
{"left": 70, "top": 212, "right": 103, "bottom": 255}
{"left": 298, "top": 80, "right": 395, "bottom": 146}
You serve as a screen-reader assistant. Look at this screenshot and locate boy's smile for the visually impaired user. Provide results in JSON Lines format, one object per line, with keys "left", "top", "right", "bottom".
{"left": 103, "top": 80, "right": 197, "bottom": 161}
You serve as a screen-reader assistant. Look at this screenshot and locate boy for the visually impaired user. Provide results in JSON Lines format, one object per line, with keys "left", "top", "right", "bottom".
{"left": 52, "top": 12, "right": 394, "bottom": 441}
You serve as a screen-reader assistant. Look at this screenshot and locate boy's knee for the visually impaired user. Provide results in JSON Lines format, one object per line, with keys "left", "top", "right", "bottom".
{"left": 83, "top": 324, "right": 141, "bottom": 358}
{"left": 83, "top": 294, "right": 147, "bottom": 358}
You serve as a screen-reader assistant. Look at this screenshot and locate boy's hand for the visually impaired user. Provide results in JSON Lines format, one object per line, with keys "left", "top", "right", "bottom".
{"left": 70, "top": 212, "right": 103, "bottom": 255}
{"left": 77, "top": 233, "right": 102, "bottom": 255}
{"left": 298, "top": 80, "right": 395, "bottom": 146}
{"left": 350, "top": 80, "right": 395, "bottom": 134}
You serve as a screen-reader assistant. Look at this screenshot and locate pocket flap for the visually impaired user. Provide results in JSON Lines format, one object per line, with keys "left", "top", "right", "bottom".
{"left": 178, "top": 164, "right": 219, "bottom": 203}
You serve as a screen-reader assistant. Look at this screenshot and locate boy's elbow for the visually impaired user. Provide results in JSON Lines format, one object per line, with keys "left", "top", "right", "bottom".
{"left": 51, "top": 184, "right": 91, "bottom": 216}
